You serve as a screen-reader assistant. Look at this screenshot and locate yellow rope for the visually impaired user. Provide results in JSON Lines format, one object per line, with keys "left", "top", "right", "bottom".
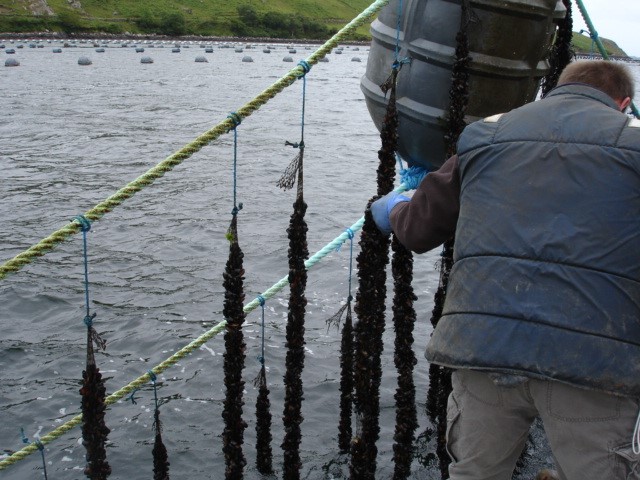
{"left": 0, "top": 0, "right": 389, "bottom": 281}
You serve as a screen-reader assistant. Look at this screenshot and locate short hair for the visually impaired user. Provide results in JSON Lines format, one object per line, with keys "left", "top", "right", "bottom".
{"left": 557, "top": 60, "right": 635, "bottom": 101}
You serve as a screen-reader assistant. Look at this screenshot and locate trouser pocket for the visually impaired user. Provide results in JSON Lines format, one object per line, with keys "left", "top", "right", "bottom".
{"left": 613, "top": 443, "right": 640, "bottom": 479}
{"left": 445, "top": 389, "right": 461, "bottom": 464}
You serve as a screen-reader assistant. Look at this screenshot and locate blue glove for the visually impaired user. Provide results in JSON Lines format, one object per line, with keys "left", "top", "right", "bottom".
{"left": 370, "top": 191, "right": 410, "bottom": 235}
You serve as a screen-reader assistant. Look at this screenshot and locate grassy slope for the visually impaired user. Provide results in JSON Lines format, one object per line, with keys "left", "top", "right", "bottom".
{"left": 0, "top": 1, "right": 630, "bottom": 55}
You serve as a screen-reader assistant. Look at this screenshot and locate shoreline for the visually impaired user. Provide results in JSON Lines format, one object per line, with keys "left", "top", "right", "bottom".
{"left": 0, "top": 31, "right": 371, "bottom": 46}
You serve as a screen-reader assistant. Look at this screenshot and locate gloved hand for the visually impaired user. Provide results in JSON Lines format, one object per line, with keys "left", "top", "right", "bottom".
{"left": 370, "top": 191, "right": 410, "bottom": 235}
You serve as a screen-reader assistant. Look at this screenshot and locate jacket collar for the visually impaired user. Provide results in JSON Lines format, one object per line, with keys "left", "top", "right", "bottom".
{"left": 545, "top": 83, "right": 620, "bottom": 110}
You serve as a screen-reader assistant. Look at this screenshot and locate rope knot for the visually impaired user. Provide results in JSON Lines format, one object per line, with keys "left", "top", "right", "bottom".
{"left": 148, "top": 370, "right": 157, "bottom": 383}
{"left": 84, "top": 312, "right": 97, "bottom": 328}
{"left": 72, "top": 215, "right": 91, "bottom": 232}
{"left": 346, "top": 228, "right": 355, "bottom": 240}
{"left": 297, "top": 60, "right": 311, "bottom": 77}
{"left": 231, "top": 203, "right": 243, "bottom": 216}
{"left": 285, "top": 140, "right": 300, "bottom": 149}
{"left": 227, "top": 112, "right": 242, "bottom": 128}
{"left": 257, "top": 355, "right": 265, "bottom": 365}
{"left": 127, "top": 388, "right": 139, "bottom": 405}
{"left": 257, "top": 295, "right": 266, "bottom": 307}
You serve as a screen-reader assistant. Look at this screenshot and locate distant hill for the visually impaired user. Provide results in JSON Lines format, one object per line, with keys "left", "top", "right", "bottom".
{"left": 0, "top": 1, "right": 629, "bottom": 56}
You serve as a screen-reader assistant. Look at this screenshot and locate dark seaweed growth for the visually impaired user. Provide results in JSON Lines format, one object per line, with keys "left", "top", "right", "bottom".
{"left": 80, "top": 329, "right": 111, "bottom": 480}
{"left": 427, "top": 3, "right": 473, "bottom": 476}
{"left": 350, "top": 67, "right": 398, "bottom": 479}
{"left": 152, "top": 407, "right": 170, "bottom": 480}
{"left": 326, "top": 295, "right": 355, "bottom": 453}
{"left": 391, "top": 234, "right": 418, "bottom": 480}
{"left": 221, "top": 214, "right": 248, "bottom": 480}
{"left": 254, "top": 364, "right": 273, "bottom": 474}
{"left": 281, "top": 150, "right": 309, "bottom": 480}
{"left": 540, "top": 0, "right": 574, "bottom": 96}
{"left": 443, "top": 0, "right": 472, "bottom": 159}
{"left": 426, "top": 240, "right": 454, "bottom": 479}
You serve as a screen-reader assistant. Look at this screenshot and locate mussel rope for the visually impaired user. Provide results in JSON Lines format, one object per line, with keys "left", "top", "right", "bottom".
{"left": 221, "top": 117, "right": 248, "bottom": 479}
{"left": 350, "top": 64, "right": 399, "bottom": 479}
{"left": 427, "top": 1, "right": 472, "bottom": 477}
{"left": 279, "top": 66, "right": 310, "bottom": 480}
{"left": 540, "top": 0, "right": 573, "bottom": 96}
{"left": 391, "top": 236, "right": 418, "bottom": 480}
{"left": 75, "top": 215, "right": 111, "bottom": 480}
{"left": 149, "top": 372, "right": 170, "bottom": 480}
{"left": 254, "top": 296, "right": 274, "bottom": 474}
{"left": 325, "top": 227, "right": 356, "bottom": 454}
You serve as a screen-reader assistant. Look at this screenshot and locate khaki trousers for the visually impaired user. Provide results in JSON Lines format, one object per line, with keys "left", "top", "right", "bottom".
{"left": 446, "top": 369, "right": 640, "bottom": 479}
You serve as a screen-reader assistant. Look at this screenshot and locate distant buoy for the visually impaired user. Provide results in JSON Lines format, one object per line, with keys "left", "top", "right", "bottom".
{"left": 5, "top": 58, "right": 19, "bottom": 67}
{"left": 195, "top": 55, "right": 208, "bottom": 63}
{"left": 136, "top": 47, "right": 144, "bottom": 53}
{"left": 335, "top": 50, "right": 343, "bottom": 54}
{"left": 235, "top": 48, "right": 243, "bottom": 53}
{"left": 29, "top": 43, "right": 36, "bottom": 48}
{"left": 5, "top": 48, "right": 15, "bottom": 54}
{"left": 351, "top": 57, "right": 361, "bottom": 62}
{"left": 78, "top": 56, "right": 92, "bottom": 66}
{"left": 245, "top": 45, "right": 253, "bottom": 49}
{"left": 289, "top": 49, "right": 297, "bottom": 54}
{"left": 283, "top": 56, "right": 293, "bottom": 62}
{"left": 52, "top": 48, "right": 62, "bottom": 53}
{"left": 172, "top": 48, "right": 180, "bottom": 53}
{"left": 95, "top": 48, "right": 105, "bottom": 53}
{"left": 242, "top": 56, "right": 253, "bottom": 63}
{"left": 205, "top": 47, "right": 213, "bottom": 53}
{"left": 140, "top": 56, "right": 154, "bottom": 64}
{"left": 263, "top": 49, "right": 270, "bottom": 54}
{"left": 353, "top": 47, "right": 360, "bottom": 51}
{"left": 319, "top": 57, "right": 329, "bottom": 62}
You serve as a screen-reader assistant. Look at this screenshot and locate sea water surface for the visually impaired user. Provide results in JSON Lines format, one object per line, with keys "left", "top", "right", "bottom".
{"left": 1, "top": 40, "right": 639, "bottom": 479}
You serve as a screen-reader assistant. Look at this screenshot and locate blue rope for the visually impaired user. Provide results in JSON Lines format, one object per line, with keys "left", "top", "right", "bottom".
{"left": 346, "top": 228, "right": 355, "bottom": 303}
{"left": 148, "top": 370, "right": 160, "bottom": 411}
{"left": 300, "top": 70, "right": 307, "bottom": 146}
{"left": 72, "top": 215, "right": 94, "bottom": 328}
{"left": 227, "top": 112, "right": 243, "bottom": 215}
{"left": 400, "top": 165, "right": 428, "bottom": 190}
{"left": 257, "top": 295, "right": 266, "bottom": 365}
{"left": 20, "top": 428, "right": 48, "bottom": 480}
{"left": 392, "top": 0, "right": 411, "bottom": 70}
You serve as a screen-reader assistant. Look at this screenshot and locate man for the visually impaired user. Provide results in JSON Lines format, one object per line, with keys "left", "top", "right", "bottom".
{"left": 371, "top": 60, "right": 640, "bottom": 479}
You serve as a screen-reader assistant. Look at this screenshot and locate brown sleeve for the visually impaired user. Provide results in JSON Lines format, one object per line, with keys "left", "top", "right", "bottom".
{"left": 389, "top": 155, "right": 460, "bottom": 253}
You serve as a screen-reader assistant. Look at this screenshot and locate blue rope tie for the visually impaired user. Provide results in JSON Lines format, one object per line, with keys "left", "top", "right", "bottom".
{"left": 227, "top": 112, "right": 243, "bottom": 215}
{"left": 346, "top": 229, "right": 355, "bottom": 302}
{"left": 257, "top": 295, "right": 266, "bottom": 365}
{"left": 392, "top": 0, "right": 411, "bottom": 69}
{"left": 21, "top": 428, "right": 48, "bottom": 480}
{"left": 148, "top": 370, "right": 160, "bottom": 411}
{"left": 400, "top": 165, "right": 428, "bottom": 190}
{"left": 126, "top": 388, "right": 139, "bottom": 405}
{"left": 72, "top": 215, "right": 95, "bottom": 329}
{"left": 297, "top": 60, "right": 311, "bottom": 78}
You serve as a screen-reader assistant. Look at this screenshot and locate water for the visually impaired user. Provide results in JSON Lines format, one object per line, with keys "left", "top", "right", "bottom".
{"left": 1, "top": 40, "right": 639, "bottom": 480}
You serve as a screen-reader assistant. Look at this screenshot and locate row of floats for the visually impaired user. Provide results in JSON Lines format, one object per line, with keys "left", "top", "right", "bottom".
{"left": 0, "top": 44, "right": 361, "bottom": 67}
{"left": 3, "top": 41, "right": 364, "bottom": 67}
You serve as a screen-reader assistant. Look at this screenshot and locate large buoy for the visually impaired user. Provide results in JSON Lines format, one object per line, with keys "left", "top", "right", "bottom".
{"left": 78, "top": 56, "right": 92, "bottom": 66}
{"left": 195, "top": 55, "right": 208, "bottom": 63}
{"left": 140, "top": 56, "right": 154, "bottom": 64}
{"left": 5, "top": 58, "right": 20, "bottom": 67}
{"left": 362, "top": 0, "right": 566, "bottom": 169}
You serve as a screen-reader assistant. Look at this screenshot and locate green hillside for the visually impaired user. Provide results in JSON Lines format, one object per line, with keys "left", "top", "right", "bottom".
{"left": 0, "top": 1, "right": 630, "bottom": 56}
{"left": 0, "top": 0, "right": 375, "bottom": 39}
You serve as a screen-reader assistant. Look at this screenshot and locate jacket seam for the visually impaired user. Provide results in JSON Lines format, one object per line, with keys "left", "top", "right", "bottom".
{"left": 458, "top": 138, "right": 640, "bottom": 156}
{"left": 455, "top": 253, "right": 640, "bottom": 285}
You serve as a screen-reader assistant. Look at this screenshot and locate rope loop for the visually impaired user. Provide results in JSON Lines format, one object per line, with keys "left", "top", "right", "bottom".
{"left": 400, "top": 165, "right": 428, "bottom": 190}
{"left": 231, "top": 203, "right": 244, "bottom": 216}
{"left": 392, "top": 57, "right": 411, "bottom": 71}
{"left": 257, "top": 295, "right": 266, "bottom": 307}
{"left": 227, "top": 112, "right": 242, "bottom": 129}
{"left": 72, "top": 215, "right": 91, "bottom": 232}
{"left": 84, "top": 312, "right": 97, "bottom": 328}
{"left": 297, "top": 60, "right": 311, "bottom": 78}
{"left": 346, "top": 228, "right": 355, "bottom": 240}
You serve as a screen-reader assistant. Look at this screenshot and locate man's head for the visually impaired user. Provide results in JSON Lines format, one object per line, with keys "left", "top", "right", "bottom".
{"left": 557, "top": 60, "right": 634, "bottom": 111}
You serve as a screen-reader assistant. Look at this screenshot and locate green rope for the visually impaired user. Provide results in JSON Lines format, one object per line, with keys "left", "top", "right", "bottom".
{"left": 0, "top": 0, "right": 391, "bottom": 282}
{"left": 574, "top": 0, "right": 640, "bottom": 118}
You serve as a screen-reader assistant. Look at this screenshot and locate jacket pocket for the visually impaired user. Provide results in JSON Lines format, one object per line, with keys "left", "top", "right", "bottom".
{"left": 612, "top": 443, "right": 640, "bottom": 479}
